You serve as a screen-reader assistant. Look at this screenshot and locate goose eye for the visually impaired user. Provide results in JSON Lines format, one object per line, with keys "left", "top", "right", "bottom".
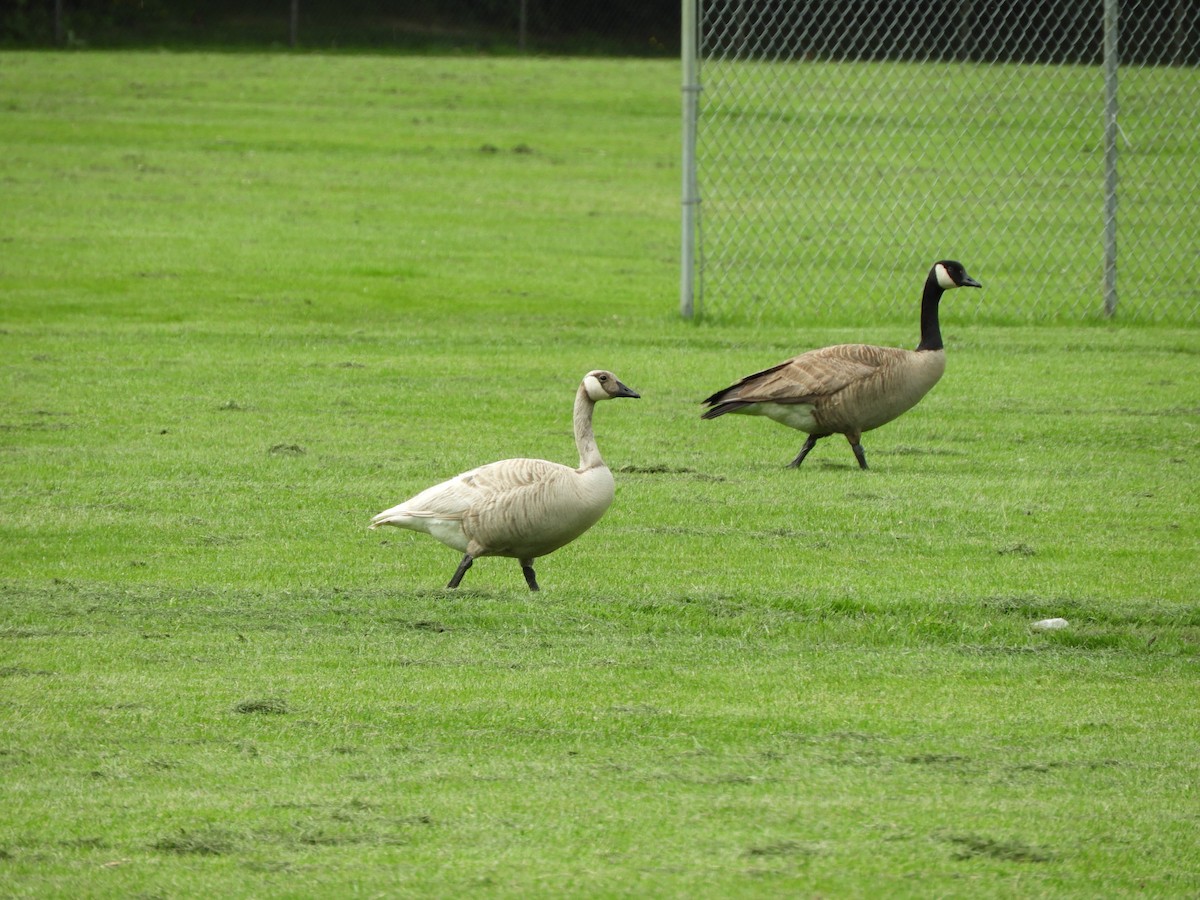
{"left": 598, "top": 374, "right": 608, "bottom": 383}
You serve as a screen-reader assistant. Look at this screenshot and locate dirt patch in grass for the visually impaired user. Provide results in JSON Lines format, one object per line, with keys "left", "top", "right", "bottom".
{"left": 745, "top": 839, "right": 822, "bottom": 859}
{"left": 152, "top": 827, "right": 240, "bottom": 856}
{"left": 945, "top": 833, "right": 1053, "bottom": 863}
{"left": 233, "top": 697, "right": 289, "bottom": 715}
{"left": 0, "top": 665, "right": 54, "bottom": 677}
{"left": 405, "top": 620, "right": 448, "bottom": 632}
{"left": 996, "top": 542, "right": 1037, "bottom": 556}
{"left": 617, "top": 464, "right": 726, "bottom": 481}
{"left": 905, "top": 753, "right": 972, "bottom": 766}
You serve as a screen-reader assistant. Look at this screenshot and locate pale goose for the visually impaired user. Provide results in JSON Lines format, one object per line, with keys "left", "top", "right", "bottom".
{"left": 370, "top": 370, "right": 640, "bottom": 591}
{"left": 701, "top": 260, "right": 981, "bottom": 469}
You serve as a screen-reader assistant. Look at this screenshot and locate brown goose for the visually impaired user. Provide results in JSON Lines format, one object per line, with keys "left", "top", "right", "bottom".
{"left": 370, "top": 370, "right": 640, "bottom": 591}
{"left": 701, "top": 260, "right": 981, "bottom": 469}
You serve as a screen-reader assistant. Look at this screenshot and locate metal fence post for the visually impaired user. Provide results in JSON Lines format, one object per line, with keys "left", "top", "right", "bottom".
{"left": 680, "top": 0, "right": 700, "bottom": 319}
{"left": 1103, "top": 0, "right": 1119, "bottom": 318}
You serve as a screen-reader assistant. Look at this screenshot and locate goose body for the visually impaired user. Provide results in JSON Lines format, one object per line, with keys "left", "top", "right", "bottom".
{"left": 370, "top": 370, "right": 639, "bottom": 590}
{"left": 701, "top": 261, "right": 981, "bottom": 469}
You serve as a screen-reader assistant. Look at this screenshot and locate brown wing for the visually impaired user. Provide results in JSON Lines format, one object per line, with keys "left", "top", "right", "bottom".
{"left": 703, "top": 344, "right": 904, "bottom": 415}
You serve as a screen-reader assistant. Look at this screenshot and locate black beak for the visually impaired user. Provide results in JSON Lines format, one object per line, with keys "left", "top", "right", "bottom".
{"left": 962, "top": 274, "right": 983, "bottom": 289}
{"left": 616, "top": 381, "right": 641, "bottom": 399}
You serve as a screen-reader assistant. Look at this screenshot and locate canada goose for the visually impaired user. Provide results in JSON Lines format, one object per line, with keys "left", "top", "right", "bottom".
{"left": 701, "top": 260, "right": 981, "bottom": 469}
{"left": 370, "top": 370, "right": 640, "bottom": 591}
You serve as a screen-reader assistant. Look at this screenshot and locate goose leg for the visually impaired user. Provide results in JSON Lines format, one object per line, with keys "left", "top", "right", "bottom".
{"left": 843, "top": 431, "right": 868, "bottom": 470}
{"left": 520, "top": 559, "right": 540, "bottom": 592}
{"left": 787, "top": 433, "right": 825, "bottom": 469}
{"left": 447, "top": 553, "right": 473, "bottom": 589}
{"left": 850, "top": 442, "right": 868, "bottom": 470}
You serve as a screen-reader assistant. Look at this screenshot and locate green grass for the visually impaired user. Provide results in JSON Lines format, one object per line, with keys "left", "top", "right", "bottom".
{"left": 2, "top": 51, "right": 1199, "bottom": 897}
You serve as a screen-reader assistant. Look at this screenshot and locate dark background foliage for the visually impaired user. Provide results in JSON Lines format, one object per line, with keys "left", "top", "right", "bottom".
{"left": 0, "top": 0, "right": 680, "bottom": 53}
{"left": 3, "top": 0, "right": 1196, "bottom": 64}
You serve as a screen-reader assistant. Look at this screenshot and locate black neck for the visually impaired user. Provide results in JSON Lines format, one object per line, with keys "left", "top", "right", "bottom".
{"left": 916, "top": 269, "right": 945, "bottom": 352}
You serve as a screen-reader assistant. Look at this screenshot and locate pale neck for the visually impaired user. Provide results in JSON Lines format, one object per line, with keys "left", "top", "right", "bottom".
{"left": 573, "top": 386, "right": 604, "bottom": 470}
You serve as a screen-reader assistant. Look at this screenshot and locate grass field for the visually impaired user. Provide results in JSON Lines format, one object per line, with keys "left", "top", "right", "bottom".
{"left": 2, "top": 51, "right": 1199, "bottom": 897}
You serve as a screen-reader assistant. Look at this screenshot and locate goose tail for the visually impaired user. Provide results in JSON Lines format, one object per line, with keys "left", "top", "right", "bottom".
{"left": 700, "top": 399, "right": 754, "bottom": 419}
{"left": 369, "top": 505, "right": 410, "bottom": 530}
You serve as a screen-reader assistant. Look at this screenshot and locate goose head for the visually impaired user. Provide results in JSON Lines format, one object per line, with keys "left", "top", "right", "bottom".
{"left": 583, "top": 370, "right": 641, "bottom": 402}
{"left": 933, "top": 260, "right": 982, "bottom": 291}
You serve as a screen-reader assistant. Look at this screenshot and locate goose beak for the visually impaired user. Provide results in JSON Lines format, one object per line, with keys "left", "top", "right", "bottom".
{"left": 962, "top": 274, "right": 982, "bottom": 288}
{"left": 616, "top": 381, "right": 641, "bottom": 399}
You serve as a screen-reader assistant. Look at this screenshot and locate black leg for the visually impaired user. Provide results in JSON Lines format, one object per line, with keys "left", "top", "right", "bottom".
{"left": 787, "top": 433, "right": 822, "bottom": 468}
{"left": 521, "top": 560, "right": 540, "bottom": 592}
{"left": 850, "top": 442, "right": 868, "bottom": 470}
{"left": 447, "top": 553, "right": 473, "bottom": 589}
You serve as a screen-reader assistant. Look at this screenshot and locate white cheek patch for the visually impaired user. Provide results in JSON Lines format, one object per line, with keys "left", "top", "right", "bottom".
{"left": 583, "top": 374, "right": 606, "bottom": 401}
{"left": 935, "top": 263, "right": 956, "bottom": 290}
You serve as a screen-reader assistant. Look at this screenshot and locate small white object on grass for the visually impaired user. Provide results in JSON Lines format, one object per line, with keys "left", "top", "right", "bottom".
{"left": 1031, "top": 617, "right": 1069, "bottom": 631}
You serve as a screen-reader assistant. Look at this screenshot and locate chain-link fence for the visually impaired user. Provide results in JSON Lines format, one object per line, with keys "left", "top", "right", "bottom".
{"left": 681, "top": 0, "right": 1200, "bottom": 324}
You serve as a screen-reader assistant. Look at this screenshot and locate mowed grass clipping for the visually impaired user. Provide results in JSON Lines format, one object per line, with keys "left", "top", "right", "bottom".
{"left": 2, "top": 51, "right": 1199, "bottom": 898}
